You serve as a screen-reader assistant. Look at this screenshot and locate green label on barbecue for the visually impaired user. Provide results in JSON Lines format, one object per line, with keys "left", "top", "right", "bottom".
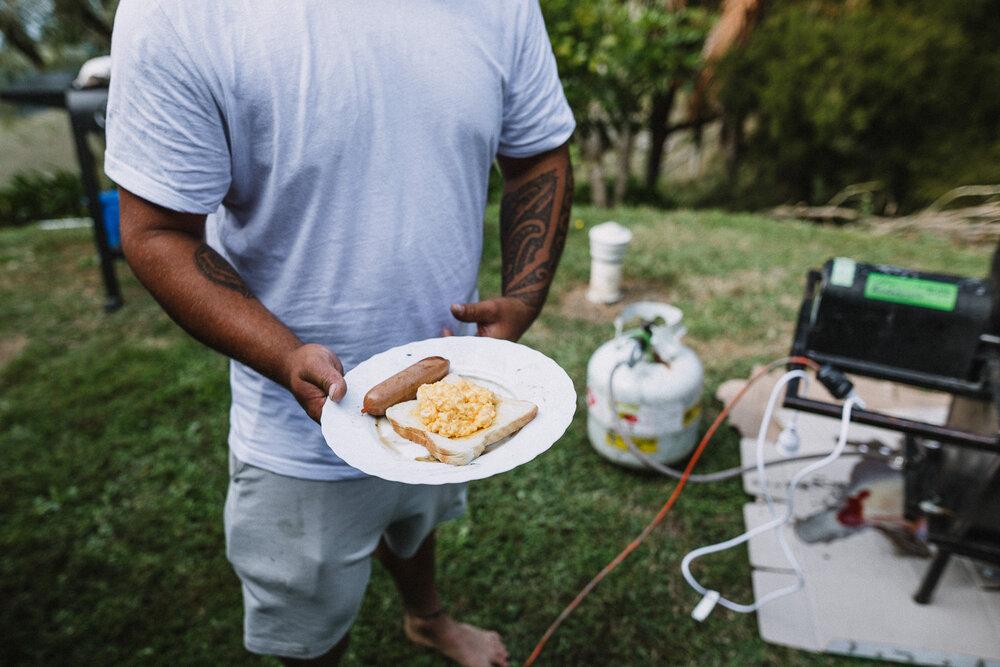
{"left": 864, "top": 273, "right": 958, "bottom": 311}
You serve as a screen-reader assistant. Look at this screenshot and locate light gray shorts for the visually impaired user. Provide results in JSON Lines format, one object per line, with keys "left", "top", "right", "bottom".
{"left": 223, "top": 453, "right": 467, "bottom": 660}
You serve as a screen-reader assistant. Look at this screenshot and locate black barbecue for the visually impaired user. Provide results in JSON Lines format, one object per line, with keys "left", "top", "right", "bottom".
{"left": 785, "top": 255, "right": 1000, "bottom": 604}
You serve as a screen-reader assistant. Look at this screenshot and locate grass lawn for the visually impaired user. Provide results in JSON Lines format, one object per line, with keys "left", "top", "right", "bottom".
{"left": 0, "top": 205, "right": 992, "bottom": 666}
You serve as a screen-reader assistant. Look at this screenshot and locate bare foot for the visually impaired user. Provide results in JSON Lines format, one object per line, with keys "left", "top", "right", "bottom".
{"left": 404, "top": 610, "right": 509, "bottom": 667}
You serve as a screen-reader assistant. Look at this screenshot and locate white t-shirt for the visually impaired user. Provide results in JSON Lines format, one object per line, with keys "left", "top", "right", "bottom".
{"left": 105, "top": 0, "right": 575, "bottom": 480}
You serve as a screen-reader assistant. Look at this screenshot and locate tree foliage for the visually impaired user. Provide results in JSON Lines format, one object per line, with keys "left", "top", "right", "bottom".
{"left": 714, "top": 0, "right": 1000, "bottom": 212}
{"left": 0, "top": 0, "right": 116, "bottom": 85}
{"left": 542, "top": 0, "right": 712, "bottom": 207}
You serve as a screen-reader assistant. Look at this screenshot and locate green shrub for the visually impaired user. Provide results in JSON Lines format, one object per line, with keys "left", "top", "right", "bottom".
{"left": 715, "top": 0, "right": 1000, "bottom": 212}
{"left": 0, "top": 169, "right": 86, "bottom": 227}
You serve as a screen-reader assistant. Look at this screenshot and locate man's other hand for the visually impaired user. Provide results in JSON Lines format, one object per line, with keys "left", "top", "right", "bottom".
{"left": 447, "top": 298, "right": 540, "bottom": 342}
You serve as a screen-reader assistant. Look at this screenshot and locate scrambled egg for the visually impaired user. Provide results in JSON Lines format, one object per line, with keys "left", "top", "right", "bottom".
{"left": 417, "top": 377, "right": 496, "bottom": 438}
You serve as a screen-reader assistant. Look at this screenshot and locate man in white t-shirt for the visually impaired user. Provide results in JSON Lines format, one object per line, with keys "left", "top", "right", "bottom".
{"left": 106, "top": 1, "right": 574, "bottom": 664}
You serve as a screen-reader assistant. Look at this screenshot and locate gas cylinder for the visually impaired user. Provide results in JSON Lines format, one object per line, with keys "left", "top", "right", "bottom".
{"left": 587, "top": 302, "right": 703, "bottom": 469}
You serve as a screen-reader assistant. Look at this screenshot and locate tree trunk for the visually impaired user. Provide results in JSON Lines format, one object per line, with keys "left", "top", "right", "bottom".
{"left": 643, "top": 87, "right": 677, "bottom": 191}
{"left": 584, "top": 127, "right": 609, "bottom": 209}
{"left": 612, "top": 123, "right": 635, "bottom": 207}
{"left": 721, "top": 113, "right": 742, "bottom": 187}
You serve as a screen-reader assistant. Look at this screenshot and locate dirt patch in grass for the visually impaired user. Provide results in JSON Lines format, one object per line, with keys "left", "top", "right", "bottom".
{"left": 687, "top": 329, "right": 794, "bottom": 366}
{"left": 556, "top": 281, "right": 676, "bottom": 324}
{"left": 555, "top": 279, "right": 797, "bottom": 364}
{"left": 0, "top": 334, "right": 29, "bottom": 371}
{"left": 557, "top": 267, "right": 801, "bottom": 323}
{"left": 684, "top": 267, "right": 790, "bottom": 298}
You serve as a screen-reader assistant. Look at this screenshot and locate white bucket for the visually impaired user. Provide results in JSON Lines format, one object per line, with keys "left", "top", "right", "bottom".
{"left": 587, "top": 221, "right": 633, "bottom": 304}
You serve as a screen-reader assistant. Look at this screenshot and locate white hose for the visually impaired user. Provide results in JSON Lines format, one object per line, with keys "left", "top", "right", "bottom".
{"left": 680, "top": 369, "right": 864, "bottom": 619}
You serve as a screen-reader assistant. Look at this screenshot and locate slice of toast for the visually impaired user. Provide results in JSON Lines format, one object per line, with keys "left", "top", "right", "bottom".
{"left": 384, "top": 394, "right": 538, "bottom": 466}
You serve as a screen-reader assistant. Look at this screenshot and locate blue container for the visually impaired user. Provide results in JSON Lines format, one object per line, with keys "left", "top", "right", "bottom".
{"left": 99, "top": 189, "right": 120, "bottom": 249}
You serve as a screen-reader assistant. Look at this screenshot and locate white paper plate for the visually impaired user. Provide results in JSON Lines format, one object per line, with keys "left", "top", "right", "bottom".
{"left": 321, "top": 336, "right": 576, "bottom": 484}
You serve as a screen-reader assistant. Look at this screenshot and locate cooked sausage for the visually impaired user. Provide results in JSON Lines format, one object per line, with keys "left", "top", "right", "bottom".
{"left": 362, "top": 356, "right": 450, "bottom": 415}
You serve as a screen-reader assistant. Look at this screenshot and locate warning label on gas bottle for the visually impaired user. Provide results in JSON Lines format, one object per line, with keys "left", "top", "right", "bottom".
{"left": 605, "top": 430, "right": 658, "bottom": 453}
{"left": 683, "top": 403, "right": 701, "bottom": 426}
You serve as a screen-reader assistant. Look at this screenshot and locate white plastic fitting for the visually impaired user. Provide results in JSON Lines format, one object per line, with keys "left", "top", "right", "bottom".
{"left": 691, "top": 590, "right": 721, "bottom": 622}
{"left": 776, "top": 424, "right": 801, "bottom": 457}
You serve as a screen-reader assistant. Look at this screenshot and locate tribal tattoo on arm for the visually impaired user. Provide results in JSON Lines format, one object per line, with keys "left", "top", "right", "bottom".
{"left": 499, "top": 163, "right": 574, "bottom": 309}
{"left": 193, "top": 243, "right": 256, "bottom": 299}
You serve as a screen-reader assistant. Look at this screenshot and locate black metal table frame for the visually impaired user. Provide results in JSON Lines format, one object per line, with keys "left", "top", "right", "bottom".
{"left": 1, "top": 71, "right": 123, "bottom": 311}
{"left": 785, "top": 268, "right": 1000, "bottom": 605}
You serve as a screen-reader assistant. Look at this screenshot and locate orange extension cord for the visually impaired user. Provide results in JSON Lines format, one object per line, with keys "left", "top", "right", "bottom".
{"left": 523, "top": 356, "right": 821, "bottom": 666}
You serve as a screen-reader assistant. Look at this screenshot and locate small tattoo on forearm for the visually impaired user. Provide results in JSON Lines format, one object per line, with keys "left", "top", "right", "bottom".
{"left": 194, "top": 244, "right": 256, "bottom": 299}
